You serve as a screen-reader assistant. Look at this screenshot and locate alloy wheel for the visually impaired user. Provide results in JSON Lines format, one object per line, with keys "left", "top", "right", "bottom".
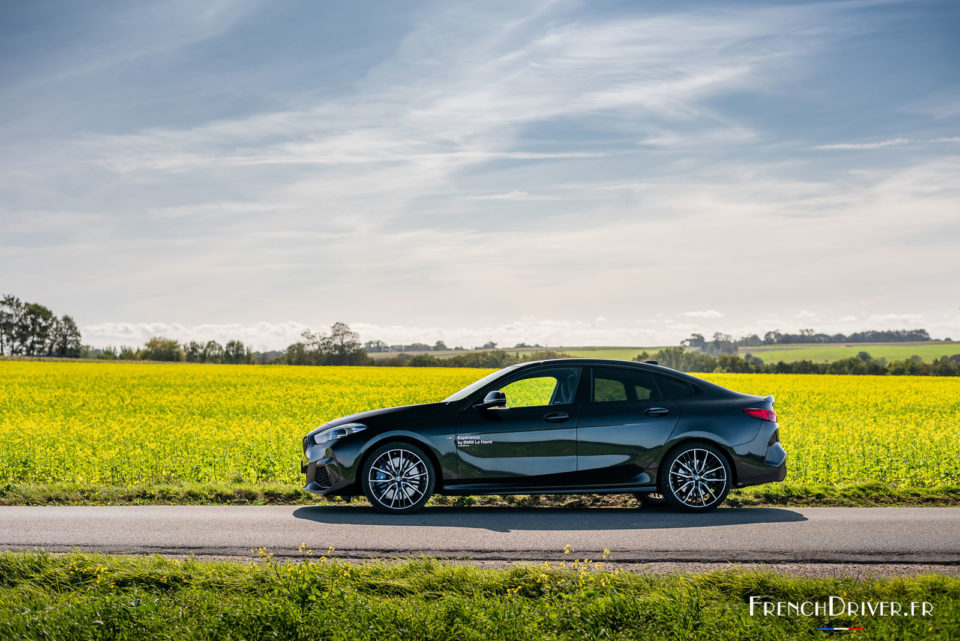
{"left": 366, "top": 447, "right": 431, "bottom": 511}
{"left": 666, "top": 447, "right": 728, "bottom": 509}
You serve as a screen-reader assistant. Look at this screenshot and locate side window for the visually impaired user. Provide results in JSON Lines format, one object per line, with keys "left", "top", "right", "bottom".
{"left": 498, "top": 367, "right": 581, "bottom": 408}
{"left": 594, "top": 377, "right": 627, "bottom": 402}
{"left": 592, "top": 368, "right": 660, "bottom": 403}
{"left": 655, "top": 375, "right": 698, "bottom": 400}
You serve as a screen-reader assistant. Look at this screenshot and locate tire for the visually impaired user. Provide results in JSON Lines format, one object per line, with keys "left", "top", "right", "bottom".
{"left": 361, "top": 442, "right": 435, "bottom": 514}
{"left": 633, "top": 492, "right": 668, "bottom": 508}
{"left": 660, "top": 442, "right": 731, "bottom": 512}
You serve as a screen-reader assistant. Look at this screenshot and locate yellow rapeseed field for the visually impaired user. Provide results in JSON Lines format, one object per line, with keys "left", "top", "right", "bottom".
{"left": 0, "top": 361, "right": 957, "bottom": 490}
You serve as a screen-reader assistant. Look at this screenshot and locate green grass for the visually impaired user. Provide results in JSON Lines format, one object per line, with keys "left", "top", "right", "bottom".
{"left": 740, "top": 341, "right": 960, "bottom": 364}
{"left": 0, "top": 552, "right": 956, "bottom": 640}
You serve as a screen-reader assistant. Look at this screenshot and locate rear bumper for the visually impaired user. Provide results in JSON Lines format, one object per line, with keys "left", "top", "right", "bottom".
{"left": 741, "top": 443, "right": 787, "bottom": 485}
{"left": 732, "top": 427, "right": 787, "bottom": 487}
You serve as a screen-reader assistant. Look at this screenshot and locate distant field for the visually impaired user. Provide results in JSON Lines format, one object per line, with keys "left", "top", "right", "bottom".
{"left": 369, "top": 342, "right": 960, "bottom": 364}
{"left": 739, "top": 341, "right": 960, "bottom": 364}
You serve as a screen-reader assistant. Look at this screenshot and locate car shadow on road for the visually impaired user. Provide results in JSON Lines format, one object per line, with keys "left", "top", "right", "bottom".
{"left": 292, "top": 505, "right": 807, "bottom": 533}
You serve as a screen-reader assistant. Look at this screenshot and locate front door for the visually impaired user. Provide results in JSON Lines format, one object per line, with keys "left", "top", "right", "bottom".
{"left": 456, "top": 366, "right": 582, "bottom": 486}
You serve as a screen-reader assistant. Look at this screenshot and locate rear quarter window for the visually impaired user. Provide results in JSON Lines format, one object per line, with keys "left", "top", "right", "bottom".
{"left": 655, "top": 375, "right": 699, "bottom": 400}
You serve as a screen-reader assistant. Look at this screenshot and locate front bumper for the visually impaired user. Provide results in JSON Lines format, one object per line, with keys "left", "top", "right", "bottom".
{"left": 302, "top": 437, "right": 362, "bottom": 496}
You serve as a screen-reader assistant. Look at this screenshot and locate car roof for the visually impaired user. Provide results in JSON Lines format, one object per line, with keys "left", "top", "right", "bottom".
{"left": 516, "top": 357, "right": 666, "bottom": 371}
{"left": 512, "top": 358, "right": 731, "bottom": 395}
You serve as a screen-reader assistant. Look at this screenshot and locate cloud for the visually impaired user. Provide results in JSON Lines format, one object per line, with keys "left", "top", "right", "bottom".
{"left": 681, "top": 310, "right": 725, "bottom": 319}
{"left": 466, "top": 190, "right": 558, "bottom": 201}
{"left": 813, "top": 137, "right": 960, "bottom": 150}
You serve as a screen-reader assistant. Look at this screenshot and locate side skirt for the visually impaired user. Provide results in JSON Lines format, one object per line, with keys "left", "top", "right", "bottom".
{"left": 438, "top": 484, "right": 658, "bottom": 496}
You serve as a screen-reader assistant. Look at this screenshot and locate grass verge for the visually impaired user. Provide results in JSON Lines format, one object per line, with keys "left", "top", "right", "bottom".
{"left": 1, "top": 481, "right": 958, "bottom": 507}
{"left": 0, "top": 551, "right": 957, "bottom": 640}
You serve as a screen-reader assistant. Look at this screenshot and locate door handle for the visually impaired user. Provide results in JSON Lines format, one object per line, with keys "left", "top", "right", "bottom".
{"left": 543, "top": 412, "right": 570, "bottom": 423}
{"left": 645, "top": 407, "right": 671, "bottom": 416}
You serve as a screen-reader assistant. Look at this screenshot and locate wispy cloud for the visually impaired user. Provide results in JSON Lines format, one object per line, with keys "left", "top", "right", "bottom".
{"left": 813, "top": 137, "right": 960, "bottom": 150}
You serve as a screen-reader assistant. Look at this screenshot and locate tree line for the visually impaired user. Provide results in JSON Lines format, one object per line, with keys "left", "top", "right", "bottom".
{"left": 95, "top": 337, "right": 258, "bottom": 364}
{"left": 683, "top": 328, "right": 934, "bottom": 355}
{"left": 4, "top": 294, "right": 958, "bottom": 376}
{"left": 279, "top": 323, "right": 565, "bottom": 367}
{"left": 640, "top": 346, "right": 960, "bottom": 377}
{"left": 0, "top": 295, "right": 83, "bottom": 357}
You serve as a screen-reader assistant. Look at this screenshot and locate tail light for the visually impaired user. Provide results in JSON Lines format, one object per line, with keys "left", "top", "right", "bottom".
{"left": 744, "top": 408, "right": 777, "bottom": 422}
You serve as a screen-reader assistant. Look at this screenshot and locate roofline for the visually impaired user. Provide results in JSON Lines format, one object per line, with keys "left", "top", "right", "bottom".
{"left": 513, "top": 357, "right": 732, "bottom": 395}
{"left": 515, "top": 357, "right": 670, "bottom": 372}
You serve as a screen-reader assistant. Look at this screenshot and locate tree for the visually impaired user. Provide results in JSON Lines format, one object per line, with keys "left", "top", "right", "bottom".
{"left": 481, "top": 341, "right": 497, "bottom": 350}
{"left": 364, "top": 340, "right": 388, "bottom": 353}
{"left": 21, "top": 303, "right": 57, "bottom": 356}
{"left": 140, "top": 337, "right": 184, "bottom": 362}
{"left": 326, "top": 322, "right": 369, "bottom": 365}
{"left": 681, "top": 333, "right": 705, "bottom": 349}
{"left": 223, "top": 339, "right": 251, "bottom": 364}
{"left": 699, "top": 332, "right": 736, "bottom": 355}
{"left": 433, "top": 340, "right": 448, "bottom": 351}
{"left": 0, "top": 295, "right": 22, "bottom": 355}
{"left": 49, "top": 315, "right": 82, "bottom": 357}
{"left": 184, "top": 341, "right": 204, "bottom": 362}
{"left": 203, "top": 340, "right": 224, "bottom": 364}
{"left": 96, "top": 346, "right": 119, "bottom": 360}
{"left": 763, "top": 330, "right": 782, "bottom": 345}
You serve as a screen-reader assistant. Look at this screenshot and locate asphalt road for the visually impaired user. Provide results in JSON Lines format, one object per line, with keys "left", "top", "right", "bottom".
{"left": 1, "top": 506, "right": 958, "bottom": 563}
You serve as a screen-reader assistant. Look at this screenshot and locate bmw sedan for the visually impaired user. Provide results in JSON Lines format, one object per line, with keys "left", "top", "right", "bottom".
{"left": 302, "top": 358, "right": 786, "bottom": 513}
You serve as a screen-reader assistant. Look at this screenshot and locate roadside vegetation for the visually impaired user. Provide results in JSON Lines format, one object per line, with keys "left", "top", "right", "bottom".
{"left": 0, "top": 551, "right": 957, "bottom": 640}
{"left": 1, "top": 362, "right": 958, "bottom": 507}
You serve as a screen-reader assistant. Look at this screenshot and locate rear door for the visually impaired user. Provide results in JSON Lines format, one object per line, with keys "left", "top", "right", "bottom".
{"left": 455, "top": 366, "right": 583, "bottom": 485}
{"left": 575, "top": 366, "right": 679, "bottom": 486}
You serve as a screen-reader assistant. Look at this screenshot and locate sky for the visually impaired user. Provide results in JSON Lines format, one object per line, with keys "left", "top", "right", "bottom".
{"left": 1, "top": 0, "right": 959, "bottom": 350}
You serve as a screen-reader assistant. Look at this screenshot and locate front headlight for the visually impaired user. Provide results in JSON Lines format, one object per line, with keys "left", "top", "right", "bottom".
{"left": 312, "top": 423, "right": 366, "bottom": 445}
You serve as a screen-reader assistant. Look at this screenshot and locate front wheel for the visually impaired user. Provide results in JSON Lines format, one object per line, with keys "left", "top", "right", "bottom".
{"left": 660, "top": 443, "right": 731, "bottom": 512}
{"left": 361, "top": 443, "right": 435, "bottom": 514}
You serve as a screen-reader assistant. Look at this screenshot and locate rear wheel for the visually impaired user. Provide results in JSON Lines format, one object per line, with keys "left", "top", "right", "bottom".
{"left": 361, "top": 443, "right": 435, "bottom": 514}
{"left": 660, "top": 443, "right": 731, "bottom": 512}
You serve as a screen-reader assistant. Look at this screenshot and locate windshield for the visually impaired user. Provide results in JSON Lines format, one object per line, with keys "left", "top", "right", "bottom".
{"left": 442, "top": 364, "right": 521, "bottom": 402}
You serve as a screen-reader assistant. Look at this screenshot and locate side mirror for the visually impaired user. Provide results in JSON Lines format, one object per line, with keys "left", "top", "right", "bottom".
{"left": 475, "top": 390, "right": 507, "bottom": 410}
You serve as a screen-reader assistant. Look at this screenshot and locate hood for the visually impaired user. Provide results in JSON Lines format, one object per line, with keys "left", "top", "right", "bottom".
{"left": 304, "top": 402, "right": 445, "bottom": 441}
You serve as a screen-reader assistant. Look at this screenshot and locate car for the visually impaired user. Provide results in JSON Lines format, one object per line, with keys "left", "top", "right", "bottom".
{"left": 302, "top": 358, "right": 786, "bottom": 513}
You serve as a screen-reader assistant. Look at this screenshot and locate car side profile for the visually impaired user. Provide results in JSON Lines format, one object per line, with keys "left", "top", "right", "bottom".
{"left": 302, "top": 359, "right": 786, "bottom": 513}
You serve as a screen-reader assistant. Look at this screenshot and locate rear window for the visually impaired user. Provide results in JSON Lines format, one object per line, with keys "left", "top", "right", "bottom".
{"left": 654, "top": 375, "right": 699, "bottom": 399}
{"left": 592, "top": 368, "right": 660, "bottom": 403}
